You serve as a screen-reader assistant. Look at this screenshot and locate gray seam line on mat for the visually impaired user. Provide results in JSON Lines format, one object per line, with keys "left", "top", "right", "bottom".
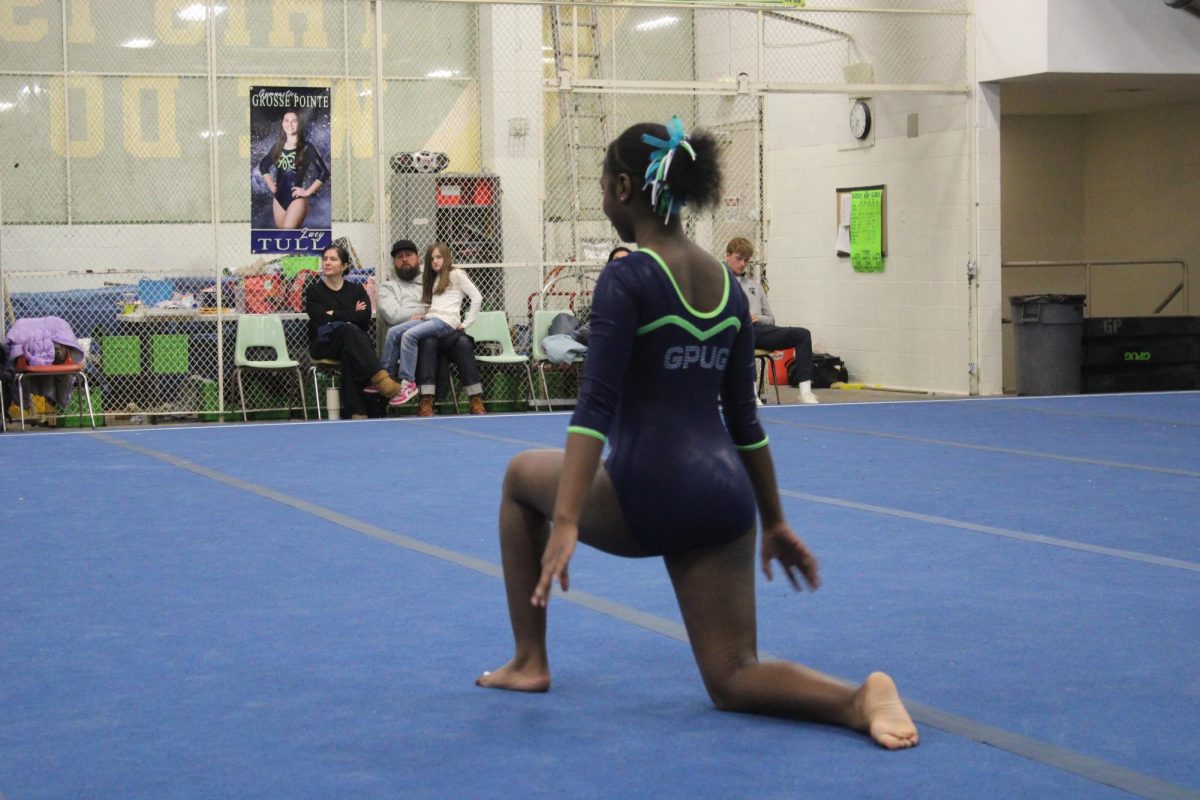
{"left": 416, "top": 424, "right": 1200, "bottom": 574}
{"left": 781, "top": 490, "right": 1200, "bottom": 574}
{"left": 988, "top": 406, "right": 1200, "bottom": 429}
{"left": 764, "top": 420, "right": 1200, "bottom": 479}
{"left": 94, "top": 431, "right": 1198, "bottom": 800}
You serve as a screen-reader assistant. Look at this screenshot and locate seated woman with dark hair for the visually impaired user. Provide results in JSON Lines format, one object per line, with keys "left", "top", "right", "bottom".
{"left": 304, "top": 243, "right": 403, "bottom": 419}
{"left": 608, "top": 245, "right": 633, "bottom": 262}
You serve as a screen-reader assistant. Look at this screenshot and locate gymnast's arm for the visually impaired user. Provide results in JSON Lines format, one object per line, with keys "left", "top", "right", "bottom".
{"left": 297, "top": 143, "right": 329, "bottom": 198}
{"left": 722, "top": 304, "right": 820, "bottom": 591}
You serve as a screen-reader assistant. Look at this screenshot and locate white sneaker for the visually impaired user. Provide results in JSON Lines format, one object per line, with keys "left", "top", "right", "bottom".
{"left": 756, "top": 395, "right": 764, "bottom": 406}
{"left": 799, "top": 389, "right": 819, "bottom": 404}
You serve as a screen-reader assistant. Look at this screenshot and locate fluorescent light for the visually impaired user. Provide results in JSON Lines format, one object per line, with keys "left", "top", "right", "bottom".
{"left": 542, "top": 57, "right": 555, "bottom": 64}
{"left": 177, "top": 4, "right": 226, "bottom": 22}
{"left": 635, "top": 15, "right": 678, "bottom": 31}
{"left": 425, "top": 69, "right": 460, "bottom": 79}
{"left": 121, "top": 38, "right": 156, "bottom": 49}
{"left": 200, "top": 129, "right": 224, "bottom": 139}
{"left": 0, "top": 102, "right": 15, "bottom": 112}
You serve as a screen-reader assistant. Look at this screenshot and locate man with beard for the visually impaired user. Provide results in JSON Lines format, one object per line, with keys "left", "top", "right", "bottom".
{"left": 377, "top": 239, "right": 484, "bottom": 416}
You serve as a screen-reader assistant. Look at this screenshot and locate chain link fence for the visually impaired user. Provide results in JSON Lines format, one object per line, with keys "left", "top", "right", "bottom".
{"left": 1, "top": 0, "right": 967, "bottom": 426}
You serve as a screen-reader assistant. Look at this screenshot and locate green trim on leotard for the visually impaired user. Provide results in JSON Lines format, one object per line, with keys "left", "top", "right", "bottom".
{"left": 639, "top": 248, "right": 729, "bottom": 319}
{"left": 567, "top": 425, "right": 608, "bottom": 444}
{"left": 636, "top": 314, "right": 741, "bottom": 339}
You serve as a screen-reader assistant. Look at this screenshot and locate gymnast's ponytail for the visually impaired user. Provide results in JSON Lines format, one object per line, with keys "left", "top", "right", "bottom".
{"left": 604, "top": 118, "right": 723, "bottom": 223}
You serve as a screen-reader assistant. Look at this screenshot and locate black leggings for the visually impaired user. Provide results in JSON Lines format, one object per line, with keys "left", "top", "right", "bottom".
{"left": 752, "top": 323, "right": 813, "bottom": 382}
{"left": 310, "top": 324, "right": 383, "bottom": 416}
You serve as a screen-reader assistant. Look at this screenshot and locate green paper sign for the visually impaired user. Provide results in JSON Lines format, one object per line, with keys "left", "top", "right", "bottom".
{"left": 850, "top": 189, "right": 883, "bottom": 272}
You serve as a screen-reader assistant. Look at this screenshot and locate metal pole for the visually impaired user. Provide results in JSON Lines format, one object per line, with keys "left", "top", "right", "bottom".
{"left": 206, "top": 0, "right": 225, "bottom": 418}
{"left": 372, "top": 1, "right": 388, "bottom": 289}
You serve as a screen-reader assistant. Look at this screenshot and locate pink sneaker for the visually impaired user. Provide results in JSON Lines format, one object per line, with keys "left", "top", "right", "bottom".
{"left": 388, "top": 380, "right": 419, "bottom": 406}
{"left": 362, "top": 385, "right": 380, "bottom": 394}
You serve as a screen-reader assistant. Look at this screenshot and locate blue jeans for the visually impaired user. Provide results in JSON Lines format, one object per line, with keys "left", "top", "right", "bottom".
{"left": 381, "top": 318, "right": 455, "bottom": 382}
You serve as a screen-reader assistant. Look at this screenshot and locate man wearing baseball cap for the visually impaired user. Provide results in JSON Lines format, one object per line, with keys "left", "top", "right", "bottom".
{"left": 377, "top": 238, "right": 485, "bottom": 416}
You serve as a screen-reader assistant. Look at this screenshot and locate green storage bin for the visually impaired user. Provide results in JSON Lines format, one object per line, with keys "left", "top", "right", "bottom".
{"left": 151, "top": 334, "right": 189, "bottom": 374}
{"left": 196, "top": 377, "right": 227, "bottom": 422}
{"left": 102, "top": 336, "right": 141, "bottom": 376}
{"left": 62, "top": 386, "right": 105, "bottom": 427}
{"left": 488, "top": 373, "right": 521, "bottom": 412}
{"left": 280, "top": 256, "right": 319, "bottom": 280}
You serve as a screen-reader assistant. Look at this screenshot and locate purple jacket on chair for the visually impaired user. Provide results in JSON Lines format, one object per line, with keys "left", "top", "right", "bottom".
{"left": 4, "top": 316, "right": 86, "bottom": 411}
{"left": 5, "top": 316, "right": 84, "bottom": 367}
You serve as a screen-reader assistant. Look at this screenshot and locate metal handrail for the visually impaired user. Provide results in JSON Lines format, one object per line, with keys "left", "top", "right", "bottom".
{"left": 1001, "top": 259, "right": 1189, "bottom": 317}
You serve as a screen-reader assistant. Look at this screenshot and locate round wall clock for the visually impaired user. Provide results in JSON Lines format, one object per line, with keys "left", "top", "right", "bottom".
{"left": 850, "top": 100, "right": 872, "bottom": 140}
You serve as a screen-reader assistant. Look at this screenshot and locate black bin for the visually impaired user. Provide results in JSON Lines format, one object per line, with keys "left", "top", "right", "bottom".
{"left": 1010, "top": 295, "right": 1086, "bottom": 396}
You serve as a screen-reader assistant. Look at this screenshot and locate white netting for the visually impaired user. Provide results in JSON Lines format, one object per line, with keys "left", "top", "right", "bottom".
{"left": 0, "top": 0, "right": 968, "bottom": 425}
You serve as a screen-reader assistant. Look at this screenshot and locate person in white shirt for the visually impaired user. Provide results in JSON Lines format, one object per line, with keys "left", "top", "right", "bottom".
{"left": 381, "top": 242, "right": 485, "bottom": 410}
{"left": 377, "top": 239, "right": 484, "bottom": 416}
{"left": 725, "top": 237, "right": 819, "bottom": 404}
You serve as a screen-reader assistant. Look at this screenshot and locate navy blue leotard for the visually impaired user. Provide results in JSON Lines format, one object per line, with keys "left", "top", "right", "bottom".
{"left": 568, "top": 249, "right": 768, "bottom": 556}
{"left": 259, "top": 142, "right": 330, "bottom": 211}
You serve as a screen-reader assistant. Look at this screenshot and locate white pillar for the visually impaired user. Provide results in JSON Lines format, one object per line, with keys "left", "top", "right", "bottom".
{"left": 478, "top": 6, "right": 545, "bottom": 318}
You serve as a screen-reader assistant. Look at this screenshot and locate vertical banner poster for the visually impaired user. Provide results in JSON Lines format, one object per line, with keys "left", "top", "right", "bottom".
{"left": 250, "top": 86, "right": 332, "bottom": 254}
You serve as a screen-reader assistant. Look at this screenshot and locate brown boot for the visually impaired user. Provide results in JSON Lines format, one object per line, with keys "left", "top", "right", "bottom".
{"left": 468, "top": 394, "right": 486, "bottom": 415}
{"left": 370, "top": 370, "right": 403, "bottom": 399}
{"left": 418, "top": 395, "right": 436, "bottom": 417}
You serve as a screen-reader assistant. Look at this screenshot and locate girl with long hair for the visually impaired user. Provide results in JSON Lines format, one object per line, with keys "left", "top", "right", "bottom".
{"left": 259, "top": 110, "right": 330, "bottom": 229}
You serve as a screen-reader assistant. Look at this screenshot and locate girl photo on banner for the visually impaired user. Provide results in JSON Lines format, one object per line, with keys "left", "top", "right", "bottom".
{"left": 250, "top": 86, "right": 332, "bottom": 254}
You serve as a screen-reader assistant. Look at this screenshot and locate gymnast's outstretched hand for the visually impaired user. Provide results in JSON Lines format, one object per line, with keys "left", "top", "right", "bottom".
{"left": 532, "top": 522, "right": 577, "bottom": 607}
{"left": 760, "top": 521, "right": 821, "bottom": 592}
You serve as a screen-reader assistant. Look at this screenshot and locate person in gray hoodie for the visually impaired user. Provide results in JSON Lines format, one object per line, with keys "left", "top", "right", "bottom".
{"left": 377, "top": 239, "right": 484, "bottom": 416}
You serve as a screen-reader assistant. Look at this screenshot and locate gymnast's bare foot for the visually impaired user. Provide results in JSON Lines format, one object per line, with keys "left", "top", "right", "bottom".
{"left": 476, "top": 659, "right": 551, "bottom": 693}
{"left": 854, "top": 672, "right": 919, "bottom": 750}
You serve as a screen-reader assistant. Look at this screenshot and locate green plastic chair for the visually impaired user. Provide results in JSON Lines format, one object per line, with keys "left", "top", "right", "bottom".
{"left": 531, "top": 309, "right": 584, "bottom": 410}
{"left": 466, "top": 311, "right": 541, "bottom": 412}
{"left": 234, "top": 314, "right": 307, "bottom": 422}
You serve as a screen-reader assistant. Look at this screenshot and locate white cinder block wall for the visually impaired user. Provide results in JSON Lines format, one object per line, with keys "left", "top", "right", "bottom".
{"left": 694, "top": 7, "right": 992, "bottom": 394}
{"left": 763, "top": 92, "right": 980, "bottom": 394}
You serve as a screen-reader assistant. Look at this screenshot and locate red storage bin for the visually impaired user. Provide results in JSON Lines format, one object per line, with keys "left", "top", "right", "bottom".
{"left": 436, "top": 183, "right": 463, "bottom": 206}
{"left": 243, "top": 275, "right": 283, "bottom": 313}
{"left": 471, "top": 179, "right": 495, "bottom": 206}
{"left": 767, "top": 347, "right": 795, "bottom": 385}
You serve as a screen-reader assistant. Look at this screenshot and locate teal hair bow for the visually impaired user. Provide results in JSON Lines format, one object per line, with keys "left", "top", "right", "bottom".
{"left": 641, "top": 115, "right": 697, "bottom": 224}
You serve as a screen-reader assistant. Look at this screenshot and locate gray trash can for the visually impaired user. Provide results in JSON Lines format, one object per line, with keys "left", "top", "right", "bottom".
{"left": 1010, "top": 294, "right": 1086, "bottom": 396}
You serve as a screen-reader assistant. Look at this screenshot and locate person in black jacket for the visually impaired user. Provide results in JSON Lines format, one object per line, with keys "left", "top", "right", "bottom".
{"left": 305, "top": 244, "right": 402, "bottom": 418}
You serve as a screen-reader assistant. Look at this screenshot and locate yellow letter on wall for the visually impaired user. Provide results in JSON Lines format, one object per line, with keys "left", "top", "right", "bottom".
{"left": 333, "top": 79, "right": 375, "bottom": 160}
{"left": 67, "top": 0, "right": 96, "bottom": 43}
{"left": 223, "top": 0, "right": 250, "bottom": 46}
{"left": 123, "top": 77, "right": 182, "bottom": 158}
{"left": 1, "top": 0, "right": 48, "bottom": 42}
{"left": 155, "top": 0, "right": 205, "bottom": 45}
{"left": 50, "top": 75, "right": 104, "bottom": 158}
{"left": 268, "top": 0, "right": 327, "bottom": 49}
